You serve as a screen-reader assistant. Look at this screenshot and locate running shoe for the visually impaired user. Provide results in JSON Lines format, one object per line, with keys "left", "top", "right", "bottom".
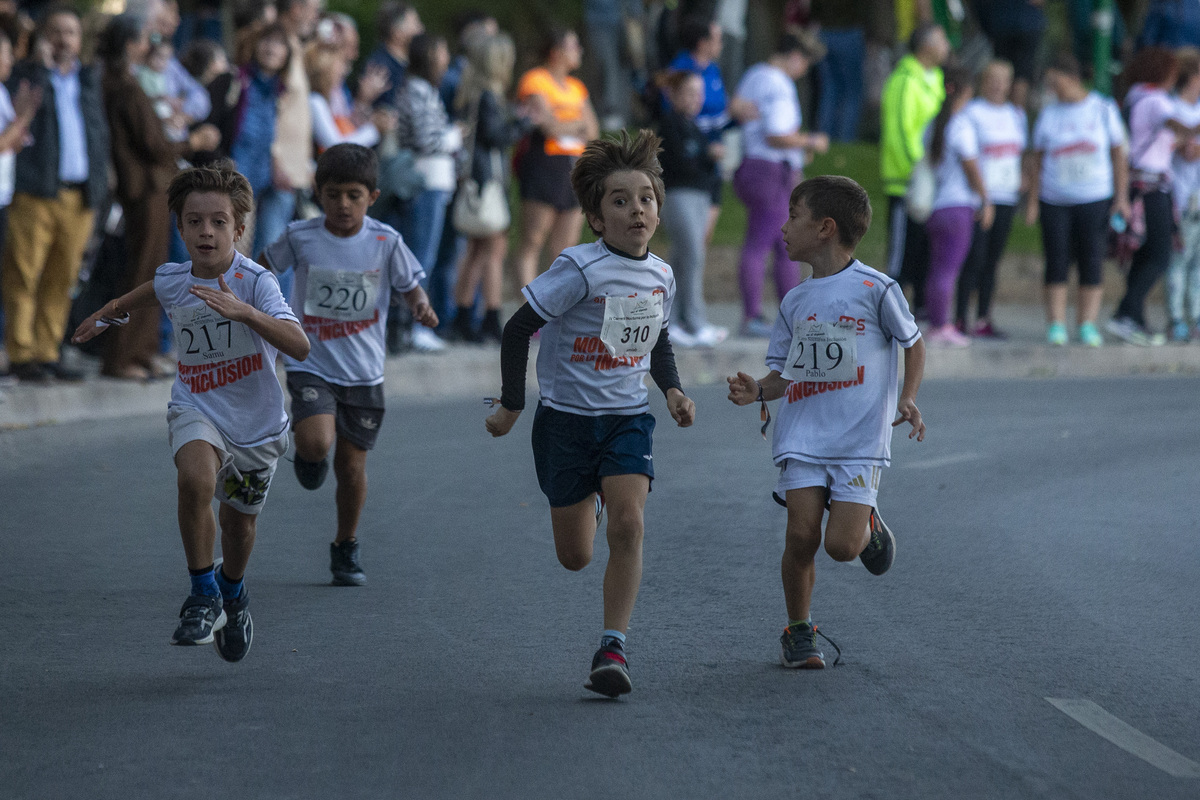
{"left": 670, "top": 325, "right": 696, "bottom": 348}
{"left": 1106, "top": 316, "right": 1166, "bottom": 346}
{"left": 1078, "top": 322, "right": 1103, "bottom": 348}
{"left": 170, "top": 594, "right": 227, "bottom": 646}
{"left": 411, "top": 326, "right": 448, "bottom": 353}
{"left": 973, "top": 320, "right": 1007, "bottom": 340}
{"left": 779, "top": 621, "right": 825, "bottom": 669}
{"left": 925, "top": 324, "right": 970, "bottom": 347}
{"left": 213, "top": 588, "right": 253, "bottom": 662}
{"left": 739, "top": 316, "right": 774, "bottom": 338}
{"left": 585, "top": 643, "right": 632, "bottom": 697}
{"left": 1171, "top": 320, "right": 1191, "bottom": 343}
{"left": 595, "top": 492, "right": 605, "bottom": 527}
{"left": 330, "top": 539, "right": 366, "bottom": 586}
{"left": 860, "top": 507, "right": 896, "bottom": 576}
{"left": 692, "top": 324, "right": 729, "bottom": 347}
{"left": 294, "top": 455, "right": 328, "bottom": 490}
{"left": 1046, "top": 322, "right": 1068, "bottom": 346}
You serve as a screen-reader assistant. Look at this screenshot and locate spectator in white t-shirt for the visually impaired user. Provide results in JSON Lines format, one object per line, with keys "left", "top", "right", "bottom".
{"left": 923, "top": 69, "right": 990, "bottom": 347}
{"left": 1169, "top": 48, "right": 1200, "bottom": 341}
{"left": 955, "top": 60, "right": 1026, "bottom": 340}
{"left": 305, "top": 42, "right": 396, "bottom": 153}
{"left": 1026, "top": 53, "right": 1128, "bottom": 347}
{"left": 731, "top": 31, "right": 828, "bottom": 338}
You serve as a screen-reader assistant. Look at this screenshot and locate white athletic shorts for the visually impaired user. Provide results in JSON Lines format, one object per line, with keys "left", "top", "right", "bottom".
{"left": 775, "top": 458, "right": 882, "bottom": 507}
{"left": 167, "top": 406, "right": 290, "bottom": 515}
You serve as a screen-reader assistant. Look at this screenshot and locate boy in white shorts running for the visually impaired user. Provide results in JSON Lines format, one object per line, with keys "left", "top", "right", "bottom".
{"left": 263, "top": 144, "right": 436, "bottom": 586}
{"left": 73, "top": 164, "right": 310, "bottom": 661}
{"left": 727, "top": 175, "right": 926, "bottom": 669}
{"left": 485, "top": 130, "right": 696, "bottom": 698}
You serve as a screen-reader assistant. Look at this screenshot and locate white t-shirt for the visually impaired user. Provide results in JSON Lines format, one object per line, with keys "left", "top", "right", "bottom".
{"left": 0, "top": 84, "right": 16, "bottom": 208}
{"left": 155, "top": 252, "right": 299, "bottom": 448}
{"left": 1125, "top": 84, "right": 1177, "bottom": 174}
{"left": 765, "top": 261, "right": 921, "bottom": 467}
{"left": 735, "top": 63, "right": 804, "bottom": 169}
{"left": 931, "top": 111, "right": 982, "bottom": 211}
{"left": 1033, "top": 92, "right": 1127, "bottom": 206}
{"left": 309, "top": 92, "right": 380, "bottom": 151}
{"left": 522, "top": 240, "right": 675, "bottom": 416}
{"left": 964, "top": 98, "right": 1026, "bottom": 206}
{"left": 1171, "top": 96, "right": 1200, "bottom": 213}
{"left": 264, "top": 216, "right": 424, "bottom": 386}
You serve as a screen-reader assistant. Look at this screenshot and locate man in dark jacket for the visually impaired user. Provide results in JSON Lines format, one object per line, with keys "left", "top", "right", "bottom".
{"left": 2, "top": 6, "right": 108, "bottom": 382}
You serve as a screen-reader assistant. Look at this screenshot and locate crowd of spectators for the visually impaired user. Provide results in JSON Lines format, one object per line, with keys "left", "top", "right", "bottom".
{"left": 2, "top": 0, "right": 1199, "bottom": 391}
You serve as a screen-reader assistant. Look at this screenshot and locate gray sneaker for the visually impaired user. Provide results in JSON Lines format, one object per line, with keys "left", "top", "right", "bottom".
{"left": 860, "top": 508, "right": 896, "bottom": 576}
{"left": 330, "top": 539, "right": 366, "bottom": 586}
{"left": 213, "top": 588, "right": 253, "bottom": 662}
{"left": 170, "top": 594, "right": 227, "bottom": 646}
{"left": 780, "top": 622, "right": 825, "bottom": 669}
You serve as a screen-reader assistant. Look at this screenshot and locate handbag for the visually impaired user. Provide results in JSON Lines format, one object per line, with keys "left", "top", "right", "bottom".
{"left": 453, "top": 150, "right": 510, "bottom": 236}
{"left": 905, "top": 158, "right": 936, "bottom": 223}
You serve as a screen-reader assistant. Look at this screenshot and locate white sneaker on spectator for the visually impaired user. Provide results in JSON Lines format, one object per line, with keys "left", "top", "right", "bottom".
{"left": 692, "top": 324, "right": 728, "bottom": 348}
{"left": 411, "top": 326, "right": 447, "bottom": 353}
{"left": 670, "top": 326, "right": 697, "bottom": 348}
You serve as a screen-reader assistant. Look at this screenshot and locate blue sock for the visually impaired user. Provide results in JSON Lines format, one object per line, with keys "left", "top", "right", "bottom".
{"left": 214, "top": 566, "right": 244, "bottom": 601}
{"left": 188, "top": 565, "right": 219, "bottom": 598}
{"left": 600, "top": 629, "right": 626, "bottom": 649}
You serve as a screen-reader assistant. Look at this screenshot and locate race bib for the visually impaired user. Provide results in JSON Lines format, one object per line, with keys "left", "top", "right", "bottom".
{"left": 599, "top": 294, "right": 664, "bottom": 358}
{"left": 781, "top": 320, "right": 858, "bottom": 383}
{"left": 172, "top": 305, "right": 258, "bottom": 367}
{"left": 1054, "top": 150, "right": 1103, "bottom": 187}
{"left": 983, "top": 156, "right": 1020, "bottom": 195}
{"left": 305, "top": 268, "right": 381, "bottom": 322}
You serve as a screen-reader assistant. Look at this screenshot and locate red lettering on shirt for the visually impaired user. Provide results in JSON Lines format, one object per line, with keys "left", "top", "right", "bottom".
{"left": 302, "top": 310, "right": 381, "bottom": 341}
{"left": 593, "top": 353, "right": 645, "bottom": 371}
{"left": 785, "top": 365, "right": 866, "bottom": 403}
{"left": 179, "top": 353, "right": 265, "bottom": 394}
{"left": 1050, "top": 141, "right": 1098, "bottom": 158}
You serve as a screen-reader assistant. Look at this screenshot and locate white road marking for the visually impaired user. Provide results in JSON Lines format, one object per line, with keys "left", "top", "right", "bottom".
{"left": 898, "top": 452, "right": 983, "bottom": 470}
{"left": 1046, "top": 698, "right": 1200, "bottom": 778}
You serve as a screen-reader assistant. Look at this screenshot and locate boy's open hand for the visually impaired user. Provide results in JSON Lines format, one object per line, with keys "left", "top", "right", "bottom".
{"left": 72, "top": 308, "right": 112, "bottom": 344}
{"left": 485, "top": 406, "right": 520, "bottom": 438}
{"left": 666, "top": 388, "right": 695, "bottom": 427}
{"left": 893, "top": 398, "right": 925, "bottom": 441}
{"left": 726, "top": 371, "right": 759, "bottom": 406}
{"left": 411, "top": 301, "right": 438, "bottom": 329}
{"left": 190, "top": 275, "right": 252, "bottom": 322}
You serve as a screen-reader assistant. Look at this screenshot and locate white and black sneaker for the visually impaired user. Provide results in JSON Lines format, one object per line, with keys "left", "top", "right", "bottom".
{"left": 170, "top": 594, "right": 227, "bottom": 645}
{"left": 213, "top": 589, "right": 253, "bottom": 662}
{"left": 330, "top": 539, "right": 366, "bottom": 586}
{"left": 859, "top": 508, "right": 896, "bottom": 576}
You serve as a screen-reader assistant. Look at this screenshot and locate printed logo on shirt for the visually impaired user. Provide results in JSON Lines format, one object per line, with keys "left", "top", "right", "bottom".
{"left": 785, "top": 365, "right": 866, "bottom": 403}
{"left": 568, "top": 336, "right": 646, "bottom": 370}
{"left": 177, "top": 354, "right": 265, "bottom": 393}
{"left": 302, "top": 310, "right": 381, "bottom": 341}
{"left": 982, "top": 142, "right": 1021, "bottom": 158}
{"left": 234, "top": 272, "right": 244, "bottom": 279}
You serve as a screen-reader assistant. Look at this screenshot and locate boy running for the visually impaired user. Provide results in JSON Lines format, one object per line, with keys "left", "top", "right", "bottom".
{"left": 727, "top": 175, "right": 926, "bottom": 669}
{"left": 485, "top": 130, "right": 696, "bottom": 698}
{"left": 262, "top": 144, "right": 436, "bottom": 586}
{"left": 73, "top": 164, "right": 310, "bottom": 661}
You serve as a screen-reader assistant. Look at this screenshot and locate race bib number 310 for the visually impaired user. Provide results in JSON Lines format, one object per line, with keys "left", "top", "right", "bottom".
{"left": 172, "top": 305, "right": 259, "bottom": 367}
{"left": 599, "top": 294, "right": 664, "bottom": 358}
{"left": 781, "top": 320, "right": 858, "bottom": 383}
{"left": 305, "top": 268, "right": 381, "bottom": 322}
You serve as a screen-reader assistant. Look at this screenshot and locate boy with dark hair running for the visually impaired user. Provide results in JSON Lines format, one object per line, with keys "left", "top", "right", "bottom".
{"left": 263, "top": 143, "right": 436, "bottom": 585}
{"left": 73, "top": 164, "right": 310, "bottom": 661}
{"left": 727, "top": 175, "right": 926, "bottom": 668}
{"left": 485, "top": 130, "right": 696, "bottom": 698}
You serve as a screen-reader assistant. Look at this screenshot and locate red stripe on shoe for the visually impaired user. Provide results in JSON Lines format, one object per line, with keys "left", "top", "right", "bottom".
{"left": 602, "top": 651, "right": 627, "bottom": 666}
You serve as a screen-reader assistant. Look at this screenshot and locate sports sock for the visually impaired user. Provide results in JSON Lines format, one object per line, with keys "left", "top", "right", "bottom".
{"left": 188, "top": 564, "right": 220, "bottom": 598}
{"left": 215, "top": 566, "right": 244, "bottom": 600}
{"left": 788, "top": 617, "right": 812, "bottom": 629}
{"left": 600, "top": 629, "right": 626, "bottom": 650}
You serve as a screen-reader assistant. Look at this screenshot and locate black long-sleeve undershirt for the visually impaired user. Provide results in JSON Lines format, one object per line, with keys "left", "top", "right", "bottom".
{"left": 499, "top": 302, "right": 683, "bottom": 412}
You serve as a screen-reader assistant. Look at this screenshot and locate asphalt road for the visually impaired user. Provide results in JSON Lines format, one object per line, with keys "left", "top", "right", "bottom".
{"left": 2, "top": 378, "right": 1198, "bottom": 799}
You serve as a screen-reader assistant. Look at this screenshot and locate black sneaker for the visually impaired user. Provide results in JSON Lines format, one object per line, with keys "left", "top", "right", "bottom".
{"left": 170, "top": 594, "right": 227, "bottom": 645}
{"left": 41, "top": 360, "right": 86, "bottom": 382}
{"left": 294, "top": 455, "right": 328, "bottom": 490}
{"left": 779, "top": 622, "right": 825, "bottom": 669}
{"left": 213, "top": 589, "right": 253, "bottom": 662}
{"left": 330, "top": 539, "right": 366, "bottom": 586}
{"left": 11, "top": 362, "right": 48, "bottom": 383}
{"left": 584, "top": 643, "right": 632, "bottom": 698}
{"left": 860, "top": 507, "right": 896, "bottom": 576}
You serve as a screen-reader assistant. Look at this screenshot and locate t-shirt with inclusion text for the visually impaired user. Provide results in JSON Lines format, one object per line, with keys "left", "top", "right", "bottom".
{"left": 264, "top": 216, "right": 424, "bottom": 386}
{"left": 155, "top": 252, "right": 298, "bottom": 448}
{"left": 522, "top": 240, "right": 675, "bottom": 416}
{"left": 765, "top": 261, "right": 921, "bottom": 467}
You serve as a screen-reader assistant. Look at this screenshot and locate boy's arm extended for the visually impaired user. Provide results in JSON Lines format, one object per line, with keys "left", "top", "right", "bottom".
{"left": 894, "top": 338, "right": 926, "bottom": 441}
{"left": 189, "top": 275, "right": 310, "bottom": 361}
{"left": 485, "top": 302, "right": 546, "bottom": 437}
{"left": 649, "top": 328, "right": 695, "bottom": 427}
{"left": 727, "top": 370, "right": 789, "bottom": 405}
{"left": 71, "top": 281, "right": 159, "bottom": 344}
{"left": 402, "top": 285, "right": 438, "bottom": 329}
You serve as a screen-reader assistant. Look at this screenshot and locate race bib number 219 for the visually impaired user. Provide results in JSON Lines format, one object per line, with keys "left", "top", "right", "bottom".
{"left": 781, "top": 320, "right": 857, "bottom": 383}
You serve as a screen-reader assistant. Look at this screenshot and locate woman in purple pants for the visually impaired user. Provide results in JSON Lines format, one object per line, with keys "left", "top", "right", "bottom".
{"left": 924, "top": 70, "right": 993, "bottom": 346}
{"left": 731, "top": 32, "right": 828, "bottom": 337}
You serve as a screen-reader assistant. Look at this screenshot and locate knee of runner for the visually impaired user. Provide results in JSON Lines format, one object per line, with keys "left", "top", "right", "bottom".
{"left": 605, "top": 509, "right": 644, "bottom": 546}
{"left": 556, "top": 546, "right": 592, "bottom": 572}
{"left": 824, "top": 537, "right": 862, "bottom": 563}
{"left": 176, "top": 467, "right": 216, "bottom": 500}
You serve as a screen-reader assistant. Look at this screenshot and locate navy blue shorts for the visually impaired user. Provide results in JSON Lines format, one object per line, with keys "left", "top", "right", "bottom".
{"left": 530, "top": 404, "right": 655, "bottom": 508}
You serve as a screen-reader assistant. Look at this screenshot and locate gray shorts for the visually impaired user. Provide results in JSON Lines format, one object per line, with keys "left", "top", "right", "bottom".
{"left": 167, "top": 406, "right": 289, "bottom": 515}
{"left": 286, "top": 371, "right": 386, "bottom": 451}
